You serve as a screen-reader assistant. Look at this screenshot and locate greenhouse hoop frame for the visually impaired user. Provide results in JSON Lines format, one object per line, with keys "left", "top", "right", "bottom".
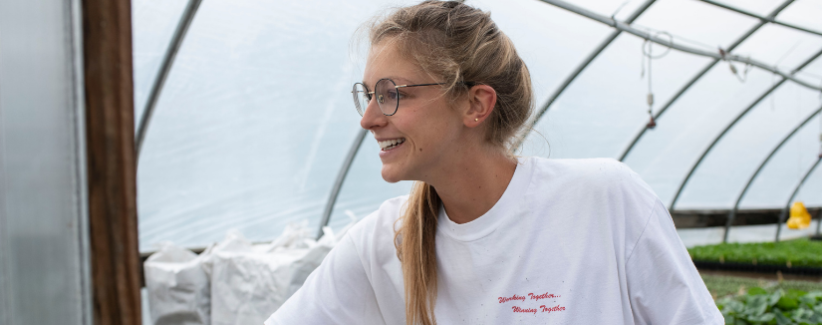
{"left": 135, "top": 0, "right": 202, "bottom": 161}
{"left": 670, "top": 47, "right": 822, "bottom": 212}
{"left": 727, "top": 103, "right": 822, "bottom": 242}
{"left": 618, "top": 0, "right": 797, "bottom": 162}
{"left": 130, "top": 0, "right": 822, "bottom": 244}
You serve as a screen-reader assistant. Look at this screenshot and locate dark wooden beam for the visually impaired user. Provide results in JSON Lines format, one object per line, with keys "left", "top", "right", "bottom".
{"left": 82, "top": 0, "right": 142, "bottom": 324}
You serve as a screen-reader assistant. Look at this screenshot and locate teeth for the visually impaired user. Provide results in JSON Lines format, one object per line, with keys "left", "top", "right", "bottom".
{"left": 378, "top": 138, "right": 405, "bottom": 150}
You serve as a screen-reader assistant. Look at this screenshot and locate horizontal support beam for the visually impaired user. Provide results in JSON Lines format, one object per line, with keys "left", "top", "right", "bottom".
{"left": 618, "top": 0, "right": 796, "bottom": 162}
{"left": 538, "top": 0, "right": 822, "bottom": 92}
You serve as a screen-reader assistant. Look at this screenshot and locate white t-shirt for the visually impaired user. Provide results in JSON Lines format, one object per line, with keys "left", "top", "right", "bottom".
{"left": 266, "top": 157, "right": 723, "bottom": 325}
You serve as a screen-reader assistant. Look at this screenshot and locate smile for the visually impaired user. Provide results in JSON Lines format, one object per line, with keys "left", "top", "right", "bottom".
{"left": 378, "top": 138, "right": 406, "bottom": 151}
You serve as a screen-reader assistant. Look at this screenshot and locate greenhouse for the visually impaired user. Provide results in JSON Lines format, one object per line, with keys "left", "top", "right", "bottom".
{"left": 2, "top": 0, "right": 822, "bottom": 324}
{"left": 132, "top": 0, "right": 822, "bottom": 250}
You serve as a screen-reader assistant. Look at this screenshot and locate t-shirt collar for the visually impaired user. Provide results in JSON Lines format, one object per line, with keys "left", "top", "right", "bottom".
{"left": 437, "top": 157, "right": 533, "bottom": 241}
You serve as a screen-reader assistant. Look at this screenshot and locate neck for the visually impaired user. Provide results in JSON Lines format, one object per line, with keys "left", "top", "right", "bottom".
{"left": 425, "top": 146, "right": 517, "bottom": 224}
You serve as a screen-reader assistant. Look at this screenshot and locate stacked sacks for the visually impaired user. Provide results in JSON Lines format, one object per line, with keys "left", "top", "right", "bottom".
{"left": 144, "top": 243, "right": 211, "bottom": 325}
{"left": 144, "top": 218, "right": 355, "bottom": 325}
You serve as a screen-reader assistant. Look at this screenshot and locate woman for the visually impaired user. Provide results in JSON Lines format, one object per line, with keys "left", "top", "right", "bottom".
{"left": 267, "top": 1, "right": 721, "bottom": 324}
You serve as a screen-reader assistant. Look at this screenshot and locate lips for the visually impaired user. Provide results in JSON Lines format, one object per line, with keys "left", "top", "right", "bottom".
{"left": 378, "top": 138, "right": 406, "bottom": 151}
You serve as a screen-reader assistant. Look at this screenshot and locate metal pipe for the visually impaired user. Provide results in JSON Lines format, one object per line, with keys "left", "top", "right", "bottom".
{"left": 516, "top": 0, "right": 656, "bottom": 149}
{"left": 697, "top": 0, "right": 822, "bottom": 38}
{"left": 669, "top": 47, "right": 822, "bottom": 211}
{"left": 817, "top": 207, "right": 822, "bottom": 236}
{"left": 776, "top": 156, "right": 822, "bottom": 242}
{"left": 618, "top": 0, "right": 795, "bottom": 162}
{"left": 316, "top": 128, "right": 368, "bottom": 239}
{"left": 135, "top": 0, "right": 203, "bottom": 161}
{"left": 725, "top": 103, "right": 822, "bottom": 242}
{"left": 537, "top": 0, "right": 822, "bottom": 92}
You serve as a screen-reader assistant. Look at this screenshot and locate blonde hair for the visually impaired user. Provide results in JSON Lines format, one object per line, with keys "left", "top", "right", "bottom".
{"left": 368, "top": 1, "right": 534, "bottom": 324}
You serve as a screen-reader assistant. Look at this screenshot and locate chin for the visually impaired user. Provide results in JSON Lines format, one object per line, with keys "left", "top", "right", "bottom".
{"left": 380, "top": 165, "right": 405, "bottom": 183}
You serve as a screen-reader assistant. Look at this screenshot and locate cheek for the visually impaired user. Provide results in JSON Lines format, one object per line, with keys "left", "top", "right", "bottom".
{"left": 417, "top": 117, "right": 458, "bottom": 153}
{"left": 400, "top": 101, "right": 460, "bottom": 153}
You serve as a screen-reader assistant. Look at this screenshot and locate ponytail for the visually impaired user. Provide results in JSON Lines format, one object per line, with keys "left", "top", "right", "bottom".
{"left": 394, "top": 182, "right": 440, "bottom": 325}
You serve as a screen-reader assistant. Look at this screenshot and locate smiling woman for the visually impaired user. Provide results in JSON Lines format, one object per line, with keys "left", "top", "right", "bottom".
{"left": 265, "top": 1, "right": 722, "bottom": 325}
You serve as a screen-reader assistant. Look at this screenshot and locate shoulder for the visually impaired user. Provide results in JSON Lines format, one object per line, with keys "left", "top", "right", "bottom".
{"left": 342, "top": 195, "right": 408, "bottom": 254}
{"left": 529, "top": 156, "right": 640, "bottom": 184}
{"left": 526, "top": 156, "right": 660, "bottom": 220}
{"left": 348, "top": 195, "right": 408, "bottom": 235}
{"left": 528, "top": 157, "right": 652, "bottom": 192}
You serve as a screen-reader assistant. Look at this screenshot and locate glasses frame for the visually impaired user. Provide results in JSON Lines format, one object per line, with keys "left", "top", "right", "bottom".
{"left": 352, "top": 78, "right": 471, "bottom": 116}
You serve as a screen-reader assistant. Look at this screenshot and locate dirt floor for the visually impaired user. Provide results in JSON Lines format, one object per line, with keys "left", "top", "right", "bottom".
{"left": 700, "top": 269, "right": 822, "bottom": 299}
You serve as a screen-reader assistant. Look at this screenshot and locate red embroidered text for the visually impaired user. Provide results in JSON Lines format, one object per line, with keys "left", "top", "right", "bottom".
{"left": 498, "top": 294, "right": 526, "bottom": 304}
{"left": 528, "top": 292, "right": 560, "bottom": 301}
{"left": 540, "top": 305, "right": 566, "bottom": 313}
{"left": 511, "top": 306, "right": 538, "bottom": 314}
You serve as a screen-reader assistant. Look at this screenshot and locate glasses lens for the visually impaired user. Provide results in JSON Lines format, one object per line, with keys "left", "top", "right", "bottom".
{"left": 375, "top": 79, "right": 399, "bottom": 116}
{"left": 353, "top": 83, "right": 369, "bottom": 116}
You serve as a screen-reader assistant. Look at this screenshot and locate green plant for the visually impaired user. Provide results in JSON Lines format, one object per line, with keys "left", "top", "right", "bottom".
{"left": 717, "top": 287, "right": 822, "bottom": 324}
{"left": 689, "top": 238, "right": 822, "bottom": 268}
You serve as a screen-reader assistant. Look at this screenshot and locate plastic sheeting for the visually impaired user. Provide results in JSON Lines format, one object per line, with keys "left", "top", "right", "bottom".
{"left": 133, "top": 0, "right": 822, "bottom": 251}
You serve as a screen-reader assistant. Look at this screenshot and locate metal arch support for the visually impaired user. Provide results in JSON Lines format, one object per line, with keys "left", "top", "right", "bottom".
{"left": 726, "top": 103, "right": 822, "bottom": 242}
{"left": 618, "top": 0, "right": 796, "bottom": 162}
{"left": 538, "top": 0, "right": 822, "bottom": 92}
{"left": 517, "top": 0, "right": 656, "bottom": 148}
{"left": 316, "top": 128, "right": 368, "bottom": 239}
{"left": 698, "top": 0, "right": 822, "bottom": 38}
{"left": 669, "top": 47, "right": 822, "bottom": 211}
{"left": 775, "top": 156, "right": 822, "bottom": 242}
{"left": 135, "top": 0, "right": 204, "bottom": 162}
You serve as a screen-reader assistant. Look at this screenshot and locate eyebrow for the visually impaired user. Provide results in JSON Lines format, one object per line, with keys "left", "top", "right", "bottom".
{"left": 361, "top": 76, "right": 414, "bottom": 88}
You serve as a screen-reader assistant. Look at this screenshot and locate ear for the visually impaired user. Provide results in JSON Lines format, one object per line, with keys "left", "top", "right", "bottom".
{"left": 463, "top": 84, "right": 497, "bottom": 128}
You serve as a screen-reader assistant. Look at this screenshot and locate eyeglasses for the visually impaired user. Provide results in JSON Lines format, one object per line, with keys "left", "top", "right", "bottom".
{"left": 351, "top": 78, "right": 445, "bottom": 117}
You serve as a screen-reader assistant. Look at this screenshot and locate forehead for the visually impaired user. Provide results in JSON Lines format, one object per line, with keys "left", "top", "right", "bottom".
{"left": 363, "top": 41, "right": 425, "bottom": 86}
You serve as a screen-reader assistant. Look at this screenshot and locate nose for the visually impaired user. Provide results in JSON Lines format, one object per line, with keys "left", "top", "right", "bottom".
{"left": 360, "top": 95, "right": 388, "bottom": 130}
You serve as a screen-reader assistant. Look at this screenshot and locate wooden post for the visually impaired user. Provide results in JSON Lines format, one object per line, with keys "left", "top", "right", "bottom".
{"left": 81, "top": 0, "right": 142, "bottom": 324}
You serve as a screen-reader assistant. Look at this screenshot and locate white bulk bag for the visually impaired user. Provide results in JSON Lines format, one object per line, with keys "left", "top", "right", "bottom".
{"left": 144, "top": 242, "right": 211, "bottom": 325}
{"left": 209, "top": 223, "right": 348, "bottom": 325}
{"left": 144, "top": 213, "right": 356, "bottom": 325}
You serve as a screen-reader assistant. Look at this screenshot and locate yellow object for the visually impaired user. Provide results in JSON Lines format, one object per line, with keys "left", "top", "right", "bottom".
{"left": 787, "top": 201, "right": 811, "bottom": 230}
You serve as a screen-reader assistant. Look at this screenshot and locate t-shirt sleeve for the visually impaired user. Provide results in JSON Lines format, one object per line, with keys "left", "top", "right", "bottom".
{"left": 625, "top": 199, "right": 723, "bottom": 325}
{"left": 264, "top": 235, "right": 385, "bottom": 325}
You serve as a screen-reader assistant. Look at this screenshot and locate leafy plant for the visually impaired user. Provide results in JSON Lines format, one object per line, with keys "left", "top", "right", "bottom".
{"left": 717, "top": 287, "right": 822, "bottom": 325}
{"left": 689, "top": 238, "right": 822, "bottom": 268}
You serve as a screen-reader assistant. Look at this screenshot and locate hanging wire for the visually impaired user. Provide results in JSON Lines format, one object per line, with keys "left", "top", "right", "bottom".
{"left": 818, "top": 113, "right": 822, "bottom": 159}
{"left": 797, "top": 84, "right": 802, "bottom": 180}
{"left": 771, "top": 72, "right": 778, "bottom": 111}
{"left": 610, "top": 0, "right": 631, "bottom": 19}
{"left": 728, "top": 61, "right": 752, "bottom": 82}
{"left": 718, "top": 46, "right": 752, "bottom": 83}
{"left": 632, "top": 23, "right": 716, "bottom": 54}
{"left": 775, "top": 40, "right": 803, "bottom": 69}
{"left": 641, "top": 32, "right": 672, "bottom": 129}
